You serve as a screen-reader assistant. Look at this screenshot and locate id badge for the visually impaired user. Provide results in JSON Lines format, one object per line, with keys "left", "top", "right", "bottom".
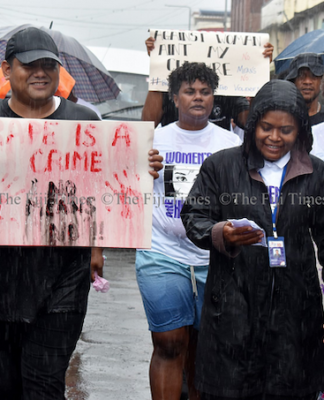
{"left": 267, "top": 237, "right": 286, "bottom": 268}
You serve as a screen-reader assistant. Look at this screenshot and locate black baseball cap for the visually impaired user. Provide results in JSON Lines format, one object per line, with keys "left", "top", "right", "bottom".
{"left": 286, "top": 52, "right": 324, "bottom": 80}
{"left": 5, "top": 27, "right": 62, "bottom": 65}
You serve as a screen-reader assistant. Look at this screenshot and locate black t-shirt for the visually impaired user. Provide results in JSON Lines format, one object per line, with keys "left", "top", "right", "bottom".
{"left": 161, "top": 93, "right": 249, "bottom": 130}
{"left": 209, "top": 95, "right": 249, "bottom": 130}
{"left": 0, "top": 98, "right": 100, "bottom": 322}
{"left": 309, "top": 109, "right": 324, "bottom": 126}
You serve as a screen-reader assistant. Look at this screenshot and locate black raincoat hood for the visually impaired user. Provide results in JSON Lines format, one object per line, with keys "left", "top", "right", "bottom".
{"left": 243, "top": 79, "right": 313, "bottom": 164}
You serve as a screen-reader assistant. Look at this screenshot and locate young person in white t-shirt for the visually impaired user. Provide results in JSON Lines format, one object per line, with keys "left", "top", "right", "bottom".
{"left": 136, "top": 62, "right": 241, "bottom": 400}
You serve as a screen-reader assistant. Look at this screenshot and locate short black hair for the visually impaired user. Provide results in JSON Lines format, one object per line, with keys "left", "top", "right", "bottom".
{"left": 5, "top": 55, "right": 14, "bottom": 66}
{"left": 168, "top": 62, "right": 219, "bottom": 98}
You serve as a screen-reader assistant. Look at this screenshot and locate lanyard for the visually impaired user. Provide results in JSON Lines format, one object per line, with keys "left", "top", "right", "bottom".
{"left": 260, "top": 164, "right": 287, "bottom": 239}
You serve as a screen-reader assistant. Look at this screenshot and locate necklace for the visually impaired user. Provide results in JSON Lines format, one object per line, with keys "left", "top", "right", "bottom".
{"left": 317, "top": 102, "right": 321, "bottom": 113}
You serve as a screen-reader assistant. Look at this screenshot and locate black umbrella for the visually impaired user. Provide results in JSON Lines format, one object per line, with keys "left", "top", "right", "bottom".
{"left": 274, "top": 29, "right": 324, "bottom": 75}
{"left": 0, "top": 24, "right": 120, "bottom": 103}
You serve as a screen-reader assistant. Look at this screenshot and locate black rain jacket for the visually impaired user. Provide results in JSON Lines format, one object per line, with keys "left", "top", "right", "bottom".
{"left": 181, "top": 80, "right": 324, "bottom": 397}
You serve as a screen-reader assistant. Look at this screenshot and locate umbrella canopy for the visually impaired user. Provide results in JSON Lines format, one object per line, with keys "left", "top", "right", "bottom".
{"left": 0, "top": 24, "right": 120, "bottom": 103}
{"left": 274, "top": 29, "right": 324, "bottom": 75}
{"left": 0, "top": 64, "right": 75, "bottom": 99}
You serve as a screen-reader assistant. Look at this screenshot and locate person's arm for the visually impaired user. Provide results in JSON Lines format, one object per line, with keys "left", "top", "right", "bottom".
{"left": 223, "top": 222, "right": 263, "bottom": 247}
{"left": 148, "top": 148, "right": 163, "bottom": 179}
{"left": 142, "top": 37, "right": 165, "bottom": 127}
{"left": 142, "top": 91, "right": 164, "bottom": 127}
{"left": 310, "top": 172, "right": 324, "bottom": 275}
{"left": 90, "top": 247, "right": 104, "bottom": 282}
{"left": 181, "top": 154, "right": 226, "bottom": 250}
{"left": 145, "top": 36, "right": 155, "bottom": 56}
{"left": 181, "top": 153, "right": 263, "bottom": 256}
{"left": 263, "top": 42, "right": 274, "bottom": 63}
{"left": 305, "top": 166, "right": 324, "bottom": 342}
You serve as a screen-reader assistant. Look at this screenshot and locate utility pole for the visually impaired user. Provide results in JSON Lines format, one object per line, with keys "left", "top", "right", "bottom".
{"left": 224, "top": 0, "right": 228, "bottom": 31}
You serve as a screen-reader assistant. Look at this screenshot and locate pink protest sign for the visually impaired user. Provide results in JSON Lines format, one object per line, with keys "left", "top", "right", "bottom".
{"left": 0, "top": 118, "right": 154, "bottom": 248}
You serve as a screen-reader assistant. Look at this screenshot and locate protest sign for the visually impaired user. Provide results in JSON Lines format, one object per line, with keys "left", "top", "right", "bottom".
{"left": 149, "top": 29, "right": 270, "bottom": 96}
{"left": 0, "top": 118, "right": 154, "bottom": 248}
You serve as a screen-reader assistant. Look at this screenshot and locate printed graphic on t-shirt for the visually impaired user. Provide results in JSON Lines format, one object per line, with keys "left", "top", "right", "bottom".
{"left": 164, "top": 164, "right": 200, "bottom": 219}
{"left": 165, "top": 151, "right": 212, "bottom": 165}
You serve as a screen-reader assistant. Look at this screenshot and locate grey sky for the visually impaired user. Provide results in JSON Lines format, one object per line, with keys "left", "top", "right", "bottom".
{"left": 2, "top": 0, "right": 230, "bottom": 51}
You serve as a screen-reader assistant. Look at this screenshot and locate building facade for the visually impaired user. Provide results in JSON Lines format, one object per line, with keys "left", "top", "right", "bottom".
{"left": 260, "top": 0, "right": 324, "bottom": 59}
{"left": 192, "top": 10, "right": 231, "bottom": 32}
{"left": 231, "top": 0, "right": 272, "bottom": 32}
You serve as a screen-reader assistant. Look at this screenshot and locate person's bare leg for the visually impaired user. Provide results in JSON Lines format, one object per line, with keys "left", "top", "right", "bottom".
{"left": 150, "top": 326, "right": 189, "bottom": 400}
{"left": 184, "top": 326, "right": 200, "bottom": 400}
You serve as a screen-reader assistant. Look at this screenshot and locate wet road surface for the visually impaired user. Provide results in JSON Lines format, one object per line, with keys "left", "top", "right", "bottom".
{"left": 66, "top": 249, "right": 152, "bottom": 399}
{"left": 64, "top": 248, "right": 324, "bottom": 399}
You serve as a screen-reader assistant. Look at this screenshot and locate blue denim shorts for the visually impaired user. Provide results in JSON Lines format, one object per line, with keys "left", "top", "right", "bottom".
{"left": 135, "top": 250, "right": 208, "bottom": 332}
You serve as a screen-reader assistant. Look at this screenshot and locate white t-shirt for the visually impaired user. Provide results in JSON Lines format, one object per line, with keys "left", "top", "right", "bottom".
{"left": 230, "top": 123, "right": 245, "bottom": 142}
{"left": 258, "top": 152, "right": 290, "bottom": 212}
{"left": 311, "top": 122, "right": 324, "bottom": 161}
{"left": 148, "top": 121, "right": 242, "bottom": 266}
{"left": 54, "top": 96, "right": 61, "bottom": 110}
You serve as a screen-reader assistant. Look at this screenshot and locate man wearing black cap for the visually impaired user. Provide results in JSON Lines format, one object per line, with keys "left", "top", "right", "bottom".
{"left": 0, "top": 27, "right": 103, "bottom": 400}
{"left": 286, "top": 52, "right": 324, "bottom": 126}
{"left": 0, "top": 27, "right": 162, "bottom": 399}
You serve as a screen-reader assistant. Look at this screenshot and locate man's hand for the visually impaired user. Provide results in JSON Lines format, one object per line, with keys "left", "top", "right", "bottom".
{"left": 145, "top": 37, "right": 155, "bottom": 56}
{"left": 148, "top": 149, "right": 163, "bottom": 179}
{"left": 223, "top": 222, "right": 264, "bottom": 246}
{"left": 263, "top": 42, "right": 274, "bottom": 63}
{"left": 91, "top": 247, "right": 104, "bottom": 282}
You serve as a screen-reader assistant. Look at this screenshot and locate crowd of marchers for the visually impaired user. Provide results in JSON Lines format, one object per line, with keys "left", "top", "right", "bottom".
{"left": 1, "top": 25, "right": 324, "bottom": 400}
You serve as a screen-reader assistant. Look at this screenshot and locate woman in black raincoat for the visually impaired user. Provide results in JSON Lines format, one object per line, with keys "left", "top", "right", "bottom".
{"left": 181, "top": 79, "right": 324, "bottom": 400}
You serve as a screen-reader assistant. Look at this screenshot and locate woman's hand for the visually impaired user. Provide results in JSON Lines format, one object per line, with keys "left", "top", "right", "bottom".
{"left": 263, "top": 42, "right": 274, "bottom": 63}
{"left": 223, "top": 222, "right": 264, "bottom": 246}
{"left": 148, "top": 149, "right": 163, "bottom": 179}
{"left": 145, "top": 37, "right": 155, "bottom": 56}
{"left": 91, "top": 247, "right": 104, "bottom": 282}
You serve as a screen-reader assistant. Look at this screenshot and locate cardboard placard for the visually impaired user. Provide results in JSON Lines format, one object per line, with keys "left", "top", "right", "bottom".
{"left": 0, "top": 118, "right": 154, "bottom": 248}
{"left": 149, "top": 29, "right": 270, "bottom": 96}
